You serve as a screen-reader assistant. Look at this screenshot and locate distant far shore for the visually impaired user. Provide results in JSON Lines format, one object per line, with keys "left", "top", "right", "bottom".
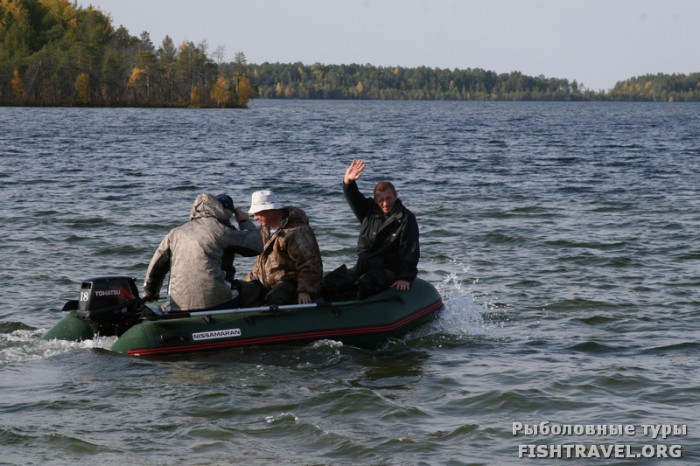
{"left": 2, "top": 1, "right": 698, "bottom": 106}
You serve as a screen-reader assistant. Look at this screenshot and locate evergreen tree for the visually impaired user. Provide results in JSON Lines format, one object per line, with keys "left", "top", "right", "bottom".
{"left": 2, "top": 0, "right": 698, "bottom": 106}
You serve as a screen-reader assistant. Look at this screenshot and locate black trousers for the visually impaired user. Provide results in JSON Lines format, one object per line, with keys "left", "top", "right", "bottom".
{"left": 320, "top": 264, "right": 396, "bottom": 300}
{"left": 236, "top": 279, "right": 299, "bottom": 306}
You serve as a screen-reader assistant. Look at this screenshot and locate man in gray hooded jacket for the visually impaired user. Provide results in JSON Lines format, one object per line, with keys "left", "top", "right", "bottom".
{"left": 142, "top": 193, "right": 263, "bottom": 312}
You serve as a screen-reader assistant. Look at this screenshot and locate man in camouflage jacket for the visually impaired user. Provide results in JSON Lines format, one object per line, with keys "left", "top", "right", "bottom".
{"left": 243, "top": 190, "right": 323, "bottom": 305}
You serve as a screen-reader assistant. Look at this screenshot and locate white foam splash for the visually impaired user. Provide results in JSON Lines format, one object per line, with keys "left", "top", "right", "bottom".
{"left": 0, "top": 328, "right": 116, "bottom": 365}
{"left": 265, "top": 412, "right": 299, "bottom": 424}
{"left": 431, "top": 262, "right": 493, "bottom": 337}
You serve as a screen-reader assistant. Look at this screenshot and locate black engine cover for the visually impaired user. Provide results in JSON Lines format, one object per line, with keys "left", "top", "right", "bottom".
{"left": 76, "top": 276, "right": 142, "bottom": 336}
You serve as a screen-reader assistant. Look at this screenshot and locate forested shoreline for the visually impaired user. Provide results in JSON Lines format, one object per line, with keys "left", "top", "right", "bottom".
{"left": 2, "top": 0, "right": 699, "bottom": 107}
{"left": 243, "top": 63, "right": 700, "bottom": 102}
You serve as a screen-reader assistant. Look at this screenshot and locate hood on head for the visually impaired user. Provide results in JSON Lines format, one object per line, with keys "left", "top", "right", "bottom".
{"left": 190, "top": 193, "right": 232, "bottom": 222}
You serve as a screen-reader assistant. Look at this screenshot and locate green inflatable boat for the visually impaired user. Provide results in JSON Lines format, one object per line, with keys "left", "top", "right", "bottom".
{"left": 43, "top": 276, "right": 443, "bottom": 356}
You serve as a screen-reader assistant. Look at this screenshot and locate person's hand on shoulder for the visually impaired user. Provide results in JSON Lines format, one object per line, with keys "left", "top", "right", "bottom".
{"left": 235, "top": 208, "right": 249, "bottom": 223}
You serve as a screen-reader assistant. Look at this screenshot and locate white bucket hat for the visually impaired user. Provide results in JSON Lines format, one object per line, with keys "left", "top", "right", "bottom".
{"left": 248, "top": 190, "right": 282, "bottom": 214}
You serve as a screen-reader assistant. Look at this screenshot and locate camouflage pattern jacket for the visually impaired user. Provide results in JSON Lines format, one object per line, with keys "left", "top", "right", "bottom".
{"left": 245, "top": 206, "right": 323, "bottom": 296}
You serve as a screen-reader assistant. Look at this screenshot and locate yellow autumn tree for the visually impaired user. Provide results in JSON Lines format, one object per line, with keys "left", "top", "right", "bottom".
{"left": 210, "top": 74, "right": 229, "bottom": 107}
{"left": 237, "top": 75, "right": 254, "bottom": 107}
{"left": 126, "top": 67, "right": 145, "bottom": 102}
{"left": 275, "top": 82, "right": 283, "bottom": 96}
{"left": 127, "top": 68, "right": 144, "bottom": 88}
{"left": 75, "top": 73, "right": 90, "bottom": 104}
{"left": 356, "top": 81, "right": 364, "bottom": 94}
{"left": 189, "top": 85, "right": 200, "bottom": 107}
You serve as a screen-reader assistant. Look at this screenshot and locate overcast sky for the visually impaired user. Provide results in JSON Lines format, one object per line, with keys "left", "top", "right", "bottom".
{"left": 78, "top": 0, "right": 699, "bottom": 91}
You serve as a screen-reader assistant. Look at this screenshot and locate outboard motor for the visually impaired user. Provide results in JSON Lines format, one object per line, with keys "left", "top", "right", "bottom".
{"left": 76, "top": 276, "right": 144, "bottom": 337}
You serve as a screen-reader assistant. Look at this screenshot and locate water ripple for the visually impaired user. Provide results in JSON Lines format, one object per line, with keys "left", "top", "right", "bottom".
{"left": 1, "top": 102, "right": 700, "bottom": 464}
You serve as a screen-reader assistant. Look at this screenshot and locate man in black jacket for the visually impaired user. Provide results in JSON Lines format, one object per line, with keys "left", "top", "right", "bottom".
{"left": 323, "top": 159, "right": 420, "bottom": 299}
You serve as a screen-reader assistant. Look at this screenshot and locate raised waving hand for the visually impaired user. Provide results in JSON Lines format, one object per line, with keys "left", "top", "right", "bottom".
{"left": 344, "top": 159, "right": 366, "bottom": 184}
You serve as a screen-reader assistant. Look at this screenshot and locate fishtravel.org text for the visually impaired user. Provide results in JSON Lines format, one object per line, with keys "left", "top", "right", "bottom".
{"left": 513, "top": 422, "right": 686, "bottom": 460}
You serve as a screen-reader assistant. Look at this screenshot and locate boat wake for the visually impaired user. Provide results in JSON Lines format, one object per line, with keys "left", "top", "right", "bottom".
{"left": 1, "top": 262, "right": 496, "bottom": 365}
{"left": 0, "top": 325, "right": 115, "bottom": 366}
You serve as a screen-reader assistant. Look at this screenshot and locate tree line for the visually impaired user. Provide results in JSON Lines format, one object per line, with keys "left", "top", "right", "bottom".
{"left": 247, "top": 64, "right": 700, "bottom": 102}
{"left": 2, "top": 0, "right": 699, "bottom": 106}
{"left": 245, "top": 62, "right": 593, "bottom": 101}
{"left": 0, "top": 0, "right": 253, "bottom": 107}
{"left": 607, "top": 73, "right": 700, "bottom": 102}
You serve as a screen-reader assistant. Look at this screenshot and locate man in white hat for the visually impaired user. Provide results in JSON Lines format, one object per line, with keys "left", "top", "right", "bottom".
{"left": 242, "top": 190, "right": 323, "bottom": 305}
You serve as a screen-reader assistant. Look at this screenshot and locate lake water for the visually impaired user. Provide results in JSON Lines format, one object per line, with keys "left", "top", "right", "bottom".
{"left": 1, "top": 100, "right": 699, "bottom": 465}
